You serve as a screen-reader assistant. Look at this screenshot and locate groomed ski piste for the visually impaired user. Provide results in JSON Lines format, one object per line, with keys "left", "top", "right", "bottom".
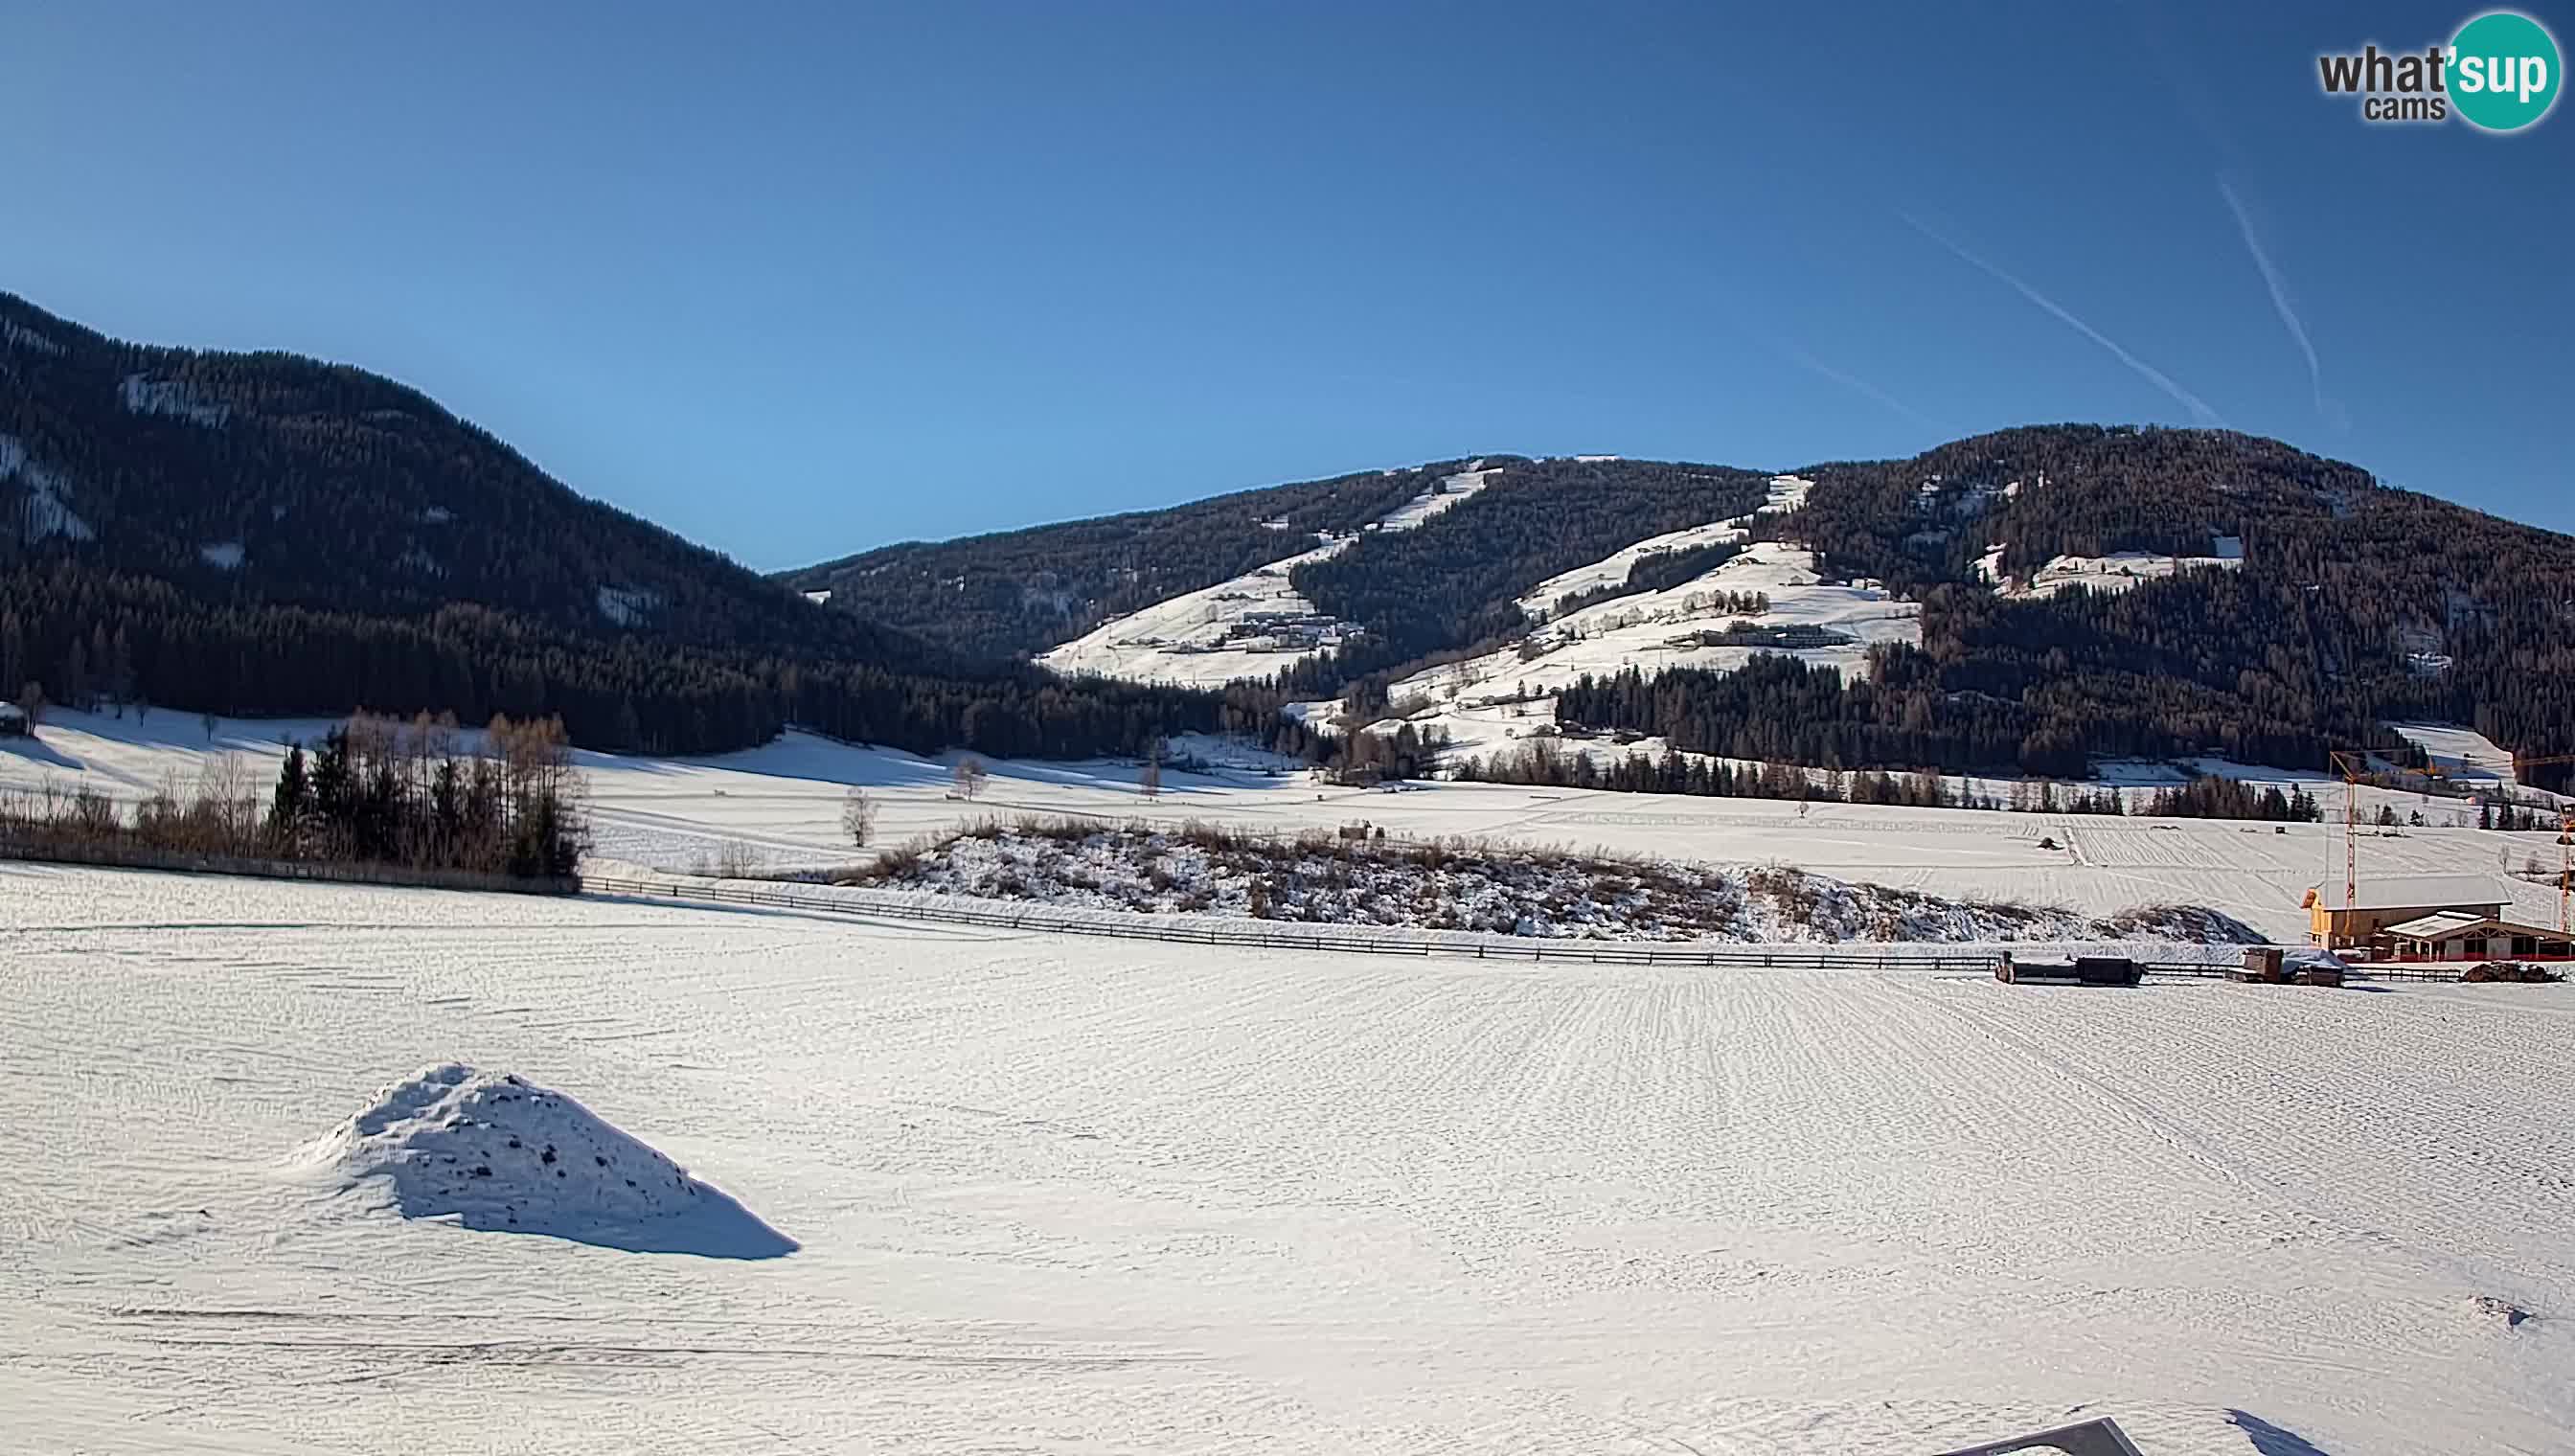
{"left": 6, "top": 860, "right": 2569, "bottom": 1454}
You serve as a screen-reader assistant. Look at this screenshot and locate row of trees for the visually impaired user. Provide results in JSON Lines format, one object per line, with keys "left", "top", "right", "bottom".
{"left": 0, "top": 711, "right": 587, "bottom": 878}
{"left": 1451, "top": 736, "right": 2356, "bottom": 826}
{"left": 2139, "top": 777, "right": 2324, "bottom": 822}
{"left": 0, "top": 568, "right": 1235, "bottom": 760}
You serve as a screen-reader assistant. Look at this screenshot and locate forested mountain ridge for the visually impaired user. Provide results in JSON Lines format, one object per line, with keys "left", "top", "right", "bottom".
{"left": 1580, "top": 425, "right": 2575, "bottom": 782}
{"left": 10, "top": 284, "right": 2564, "bottom": 782}
{"left": 0, "top": 290, "right": 939, "bottom": 667}
{"left": 783, "top": 425, "right": 2570, "bottom": 784}
{"left": 778, "top": 465, "right": 1447, "bottom": 660}
{"left": 0, "top": 290, "right": 1221, "bottom": 758}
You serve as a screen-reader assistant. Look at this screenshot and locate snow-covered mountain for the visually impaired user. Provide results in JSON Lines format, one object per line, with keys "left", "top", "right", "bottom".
{"left": 786, "top": 427, "right": 2575, "bottom": 786}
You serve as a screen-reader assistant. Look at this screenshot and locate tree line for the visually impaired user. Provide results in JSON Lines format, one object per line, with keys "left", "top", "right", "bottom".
{"left": 0, "top": 711, "right": 586, "bottom": 878}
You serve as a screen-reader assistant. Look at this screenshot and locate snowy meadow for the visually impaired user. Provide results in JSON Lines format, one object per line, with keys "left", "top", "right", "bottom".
{"left": 4, "top": 865, "right": 2569, "bottom": 1453}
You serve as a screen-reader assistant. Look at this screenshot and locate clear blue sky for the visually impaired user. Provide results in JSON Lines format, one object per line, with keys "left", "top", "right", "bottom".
{"left": 6, "top": 2, "right": 2569, "bottom": 568}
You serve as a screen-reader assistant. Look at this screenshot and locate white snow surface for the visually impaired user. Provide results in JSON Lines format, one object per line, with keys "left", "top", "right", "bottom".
{"left": 2385, "top": 721, "right": 2555, "bottom": 795}
{"left": 5, "top": 865, "right": 2569, "bottom": 1454}
{"left": 1370, "top": 463, "right": 1498, "bottom": 531}
{"left": 597, "top": 584, "right": 661, "bottom": 626}
{"left": 1039, "top": 467, "right": 1500, "bottom": 687}
{"left": 297, "top": 1063, "right": 793, "bottom": 1257}
{"left": 119, "top": 373, "right": 232, "bottom": 427}
{"left": 199, "top": 539, "right": 245, "bottom": 570}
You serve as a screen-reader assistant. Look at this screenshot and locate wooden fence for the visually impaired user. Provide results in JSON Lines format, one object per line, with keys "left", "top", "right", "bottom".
{"left": 0, "top": 835, "right": 581, "bottom": 896}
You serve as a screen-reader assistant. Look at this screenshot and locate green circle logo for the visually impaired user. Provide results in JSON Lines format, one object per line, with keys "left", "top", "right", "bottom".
{"left": 2450, "top": 11, "right": 2562, "bottom": 131}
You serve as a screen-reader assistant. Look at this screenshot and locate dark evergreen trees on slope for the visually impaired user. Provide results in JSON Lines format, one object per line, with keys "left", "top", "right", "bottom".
{"left": 0, "top": 290, "right": 1223, "bottom": 757}
{"left": 1570, "top": 423, "right": 2575, "bottom": 777}
{"left": 780, "top": 466, "right": 1437, "bottom": 659}
{"left": 1287, "top": 458, "right": 1772, "bottom": 665}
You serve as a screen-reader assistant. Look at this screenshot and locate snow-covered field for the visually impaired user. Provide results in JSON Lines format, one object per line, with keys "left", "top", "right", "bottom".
{"left": 8, "top": 708, "right": 2567, "bottom": 943}
{"left": 5, "top": 864, "right": 2568, "bottom": 1454}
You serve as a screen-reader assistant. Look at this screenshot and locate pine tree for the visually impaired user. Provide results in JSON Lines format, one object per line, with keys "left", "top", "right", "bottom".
{"left": 269, "top": 744, "right": 311, "bottom": 853}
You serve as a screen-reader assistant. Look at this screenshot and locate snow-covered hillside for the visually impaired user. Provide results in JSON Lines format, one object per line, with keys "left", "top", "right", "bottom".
{"left": 1514, "top": 472, "right": 1811, "bottom": 621}
{"left": 1393, "top": 537, "right": 1919, "bottom": 736}
{"left": 1975, "top": 536, "right": 2245, "bottom": 599}
{"left": 1036, "top": 466, "right": 1500, "bottom": 686}
{"left": 6, "top": 866, "right": 2568, "bottom": 1454}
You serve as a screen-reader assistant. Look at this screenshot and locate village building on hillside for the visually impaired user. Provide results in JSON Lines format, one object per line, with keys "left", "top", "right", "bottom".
{"left": 0, "top": 701, "right": 29, "bottom": 738}
{"left": 2303, "top": 875, "right": 2506, "bottom": 949}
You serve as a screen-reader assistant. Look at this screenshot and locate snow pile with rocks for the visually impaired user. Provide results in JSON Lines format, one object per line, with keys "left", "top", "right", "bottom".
{"left": 298, "top": 1063, "right": 793, "bottom": 1256}
{"left": 862, "top": 823, "right": 2255, "bottom": 944}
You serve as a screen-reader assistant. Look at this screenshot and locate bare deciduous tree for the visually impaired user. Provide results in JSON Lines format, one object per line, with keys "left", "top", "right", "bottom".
{"left": 840, "top": 786, "right": 877, "bottom": 848}
{"left": 953, "top": 756, "right": 989, "bottom": 802}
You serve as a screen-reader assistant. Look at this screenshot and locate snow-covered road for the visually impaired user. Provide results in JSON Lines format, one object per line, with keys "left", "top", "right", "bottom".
{"left": 5, "top": 865, "right": 2567, "bottom": 1453}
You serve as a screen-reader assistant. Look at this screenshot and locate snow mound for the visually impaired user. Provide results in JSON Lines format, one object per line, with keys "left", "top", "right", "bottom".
{"left": 301, "top": 1064, "right": 794, "bottom": 1259}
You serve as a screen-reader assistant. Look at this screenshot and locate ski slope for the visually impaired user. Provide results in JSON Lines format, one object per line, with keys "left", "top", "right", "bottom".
{"left": 1400, "top": 539, "right": 1921, "bottom": 715}
{"left": 1513, "top": 473, "right": 1813, "bottom": 622}
{"left": 4, "top": 865, "right": 2568, "bottom": 1454}
{"left": 1036, "top": 466, "right": 1499, "bottom": 687}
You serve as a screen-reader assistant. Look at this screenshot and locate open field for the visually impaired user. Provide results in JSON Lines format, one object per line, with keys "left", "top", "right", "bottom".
{"left": 7, "top": 710, "right": 2565, "bottom": 944}
{"left": 4, "top": 864, "right": 2568, "bottom": 1453}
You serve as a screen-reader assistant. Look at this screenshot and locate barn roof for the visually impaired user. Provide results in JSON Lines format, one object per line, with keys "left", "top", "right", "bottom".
{"left": 2382, "top": 910, "right": 2564, "bottom": 941}
{"left": 2313, "top": 875, "right": 2508, "bottom": 911}
{"left": 2380, "top": 910, "right": 2493, "bottom": 939}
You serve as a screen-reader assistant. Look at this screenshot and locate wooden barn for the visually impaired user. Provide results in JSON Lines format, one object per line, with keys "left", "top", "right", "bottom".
{"left": 2304, "top": 875, "right": 2506, "bottom": 949}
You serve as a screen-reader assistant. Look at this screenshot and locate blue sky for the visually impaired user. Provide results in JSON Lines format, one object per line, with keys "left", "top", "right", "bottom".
{"left": 5, "top": 2, "right": 2568, "bottom": 568}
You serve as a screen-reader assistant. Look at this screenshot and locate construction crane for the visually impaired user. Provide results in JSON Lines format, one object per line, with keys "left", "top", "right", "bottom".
{"left": 2326, "top": 750, "right": 2373, "bottom": 916}
{"left": 2420, "top": 749, "right": 2575, "bottom": 942}
{"left": 2328, "top": 749, "right": 2575, "bottom": 942}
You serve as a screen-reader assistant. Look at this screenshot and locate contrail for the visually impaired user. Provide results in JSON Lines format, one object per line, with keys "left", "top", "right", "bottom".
{"left": 2216, "top": 174, "right": 2336, "bottom": 424}
{"left": 1782, "top": 346, "right": 1949, "bottom": 435}
{"left": 1899, "top": 212, "right": 2225, "bottom": 428}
